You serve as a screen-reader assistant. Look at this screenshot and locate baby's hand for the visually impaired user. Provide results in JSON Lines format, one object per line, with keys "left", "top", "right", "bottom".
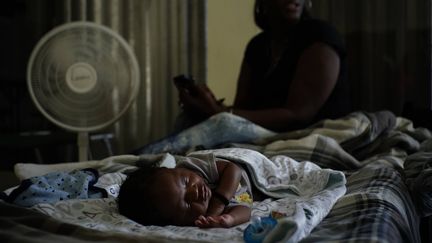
{"left": 194, "top": 214, "right": 235, "bottom": 228}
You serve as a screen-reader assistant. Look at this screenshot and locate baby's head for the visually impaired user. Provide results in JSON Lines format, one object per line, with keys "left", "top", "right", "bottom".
{"left": 118, "top": 165, "right": 212, "bottom": 226}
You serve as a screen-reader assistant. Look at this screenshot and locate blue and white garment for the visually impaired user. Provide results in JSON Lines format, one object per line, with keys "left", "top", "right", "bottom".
{"left": 5, "top": 168, "right": 106, "bottom": 207}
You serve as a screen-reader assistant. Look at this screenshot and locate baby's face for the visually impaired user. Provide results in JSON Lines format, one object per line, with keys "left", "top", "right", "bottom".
{"left": 153, "top": 168, "right": 211, "bottom": 226}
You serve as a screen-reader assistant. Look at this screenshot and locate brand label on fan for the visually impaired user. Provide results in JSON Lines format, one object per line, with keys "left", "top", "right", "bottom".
{"left": 66, "top": 62, "right": 97, "bottom": 93}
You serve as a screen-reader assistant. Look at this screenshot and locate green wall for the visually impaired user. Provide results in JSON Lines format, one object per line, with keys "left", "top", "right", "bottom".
{"left": 207, "top": 0, "right": 259, "bottom": 105}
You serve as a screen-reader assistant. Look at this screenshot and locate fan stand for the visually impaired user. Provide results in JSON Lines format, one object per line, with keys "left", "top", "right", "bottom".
{"left": 77, "top": 132, "right": 89, "bottom": 161}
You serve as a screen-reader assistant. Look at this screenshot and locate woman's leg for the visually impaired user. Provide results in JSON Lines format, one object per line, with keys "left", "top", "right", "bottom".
{"left": 133, "top": 112, "right": 276, "bottom": 155}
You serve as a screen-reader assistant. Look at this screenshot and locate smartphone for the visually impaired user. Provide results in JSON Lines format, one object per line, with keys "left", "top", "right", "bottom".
{"left": 173, "top": 74, "right": 196, "bottom": 94}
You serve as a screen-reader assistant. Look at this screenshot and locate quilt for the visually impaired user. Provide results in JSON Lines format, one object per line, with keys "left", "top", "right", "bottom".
{"left": 1, "top": 111, "right": 431, "bottom": 243}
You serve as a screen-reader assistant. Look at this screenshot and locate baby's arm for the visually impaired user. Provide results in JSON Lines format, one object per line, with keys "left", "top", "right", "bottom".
{"left": 196, "top": 159, "right": 251, "bottom": 228}
{"left": 195, "top": 205, "right": 251, "bottom": 228}
{"left": 206, "top": 159, "right": 243, "bottom": 216}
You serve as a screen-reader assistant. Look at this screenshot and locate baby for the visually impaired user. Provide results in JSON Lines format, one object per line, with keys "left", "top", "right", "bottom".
{"left": 118, "top": 152, "right": 253, "bottom": 228}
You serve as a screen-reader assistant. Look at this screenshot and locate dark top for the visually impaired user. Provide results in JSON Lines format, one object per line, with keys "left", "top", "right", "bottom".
{"left": 243, "top": 19, "right": 352, "bottom": 129}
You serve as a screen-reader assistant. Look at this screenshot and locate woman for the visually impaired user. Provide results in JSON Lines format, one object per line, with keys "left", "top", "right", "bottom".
{"left": 179, "top": 0, "right": 351, "bottom": 132}
{"left": 133, "top": 0, "right": 351, "bottom": 154}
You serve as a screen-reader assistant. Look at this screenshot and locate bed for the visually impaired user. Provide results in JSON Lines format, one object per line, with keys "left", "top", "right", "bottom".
{"left": 1, "top": 111, "right": 431, "bottom": 243}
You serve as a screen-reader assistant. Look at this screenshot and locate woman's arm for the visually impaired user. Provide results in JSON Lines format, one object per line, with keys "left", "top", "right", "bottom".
{"left": 231, "top": 42, "right": 340, "bottom": 131}
{"left": 179, "top": 42, "right": 340, "bottom": 131}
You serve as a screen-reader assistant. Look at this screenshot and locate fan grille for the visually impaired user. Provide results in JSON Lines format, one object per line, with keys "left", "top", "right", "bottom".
{"left": 27, "top": 22, "right": 139, "bottom": 132}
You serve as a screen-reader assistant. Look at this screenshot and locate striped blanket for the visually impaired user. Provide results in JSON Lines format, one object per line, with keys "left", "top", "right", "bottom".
{"left": 224, "top": 111, "right": 429, "bottom": 242}
{"left": 1, "top": 111, "right": 431, "bottom": 243}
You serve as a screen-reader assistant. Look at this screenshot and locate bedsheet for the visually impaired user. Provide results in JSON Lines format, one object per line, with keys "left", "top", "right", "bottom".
{"left": 4, "top": 148, "right": 347, "bottom": 243}
{"left": 2, "top": 111, "right": 431, "bottom": 243}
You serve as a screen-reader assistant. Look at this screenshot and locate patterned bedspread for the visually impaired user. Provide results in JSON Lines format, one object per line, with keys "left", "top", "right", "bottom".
{"left": 1, "top": 111, "right": 431, "bottom": 243}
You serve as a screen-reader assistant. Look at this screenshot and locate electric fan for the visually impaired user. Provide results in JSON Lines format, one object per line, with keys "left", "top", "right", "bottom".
{"left": 27, "top": 21, "right": 140, "bottom": 161}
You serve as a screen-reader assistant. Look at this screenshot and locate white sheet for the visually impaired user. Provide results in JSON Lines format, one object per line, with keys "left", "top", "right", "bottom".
{"left": 15, "top": 148, "right": 346, "bottom": 243}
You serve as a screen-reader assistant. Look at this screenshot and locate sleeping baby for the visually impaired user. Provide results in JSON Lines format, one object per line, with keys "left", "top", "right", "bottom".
{"left": 117, "top": 152, "right": 253, "bottom": 228}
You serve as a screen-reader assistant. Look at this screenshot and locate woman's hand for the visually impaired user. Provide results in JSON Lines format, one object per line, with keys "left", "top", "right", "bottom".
{"left": 194, "top": 214, "right": 235, "bottom": 228}
{"left": 178, "top": 83, "right": 226, "bottom": 118}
